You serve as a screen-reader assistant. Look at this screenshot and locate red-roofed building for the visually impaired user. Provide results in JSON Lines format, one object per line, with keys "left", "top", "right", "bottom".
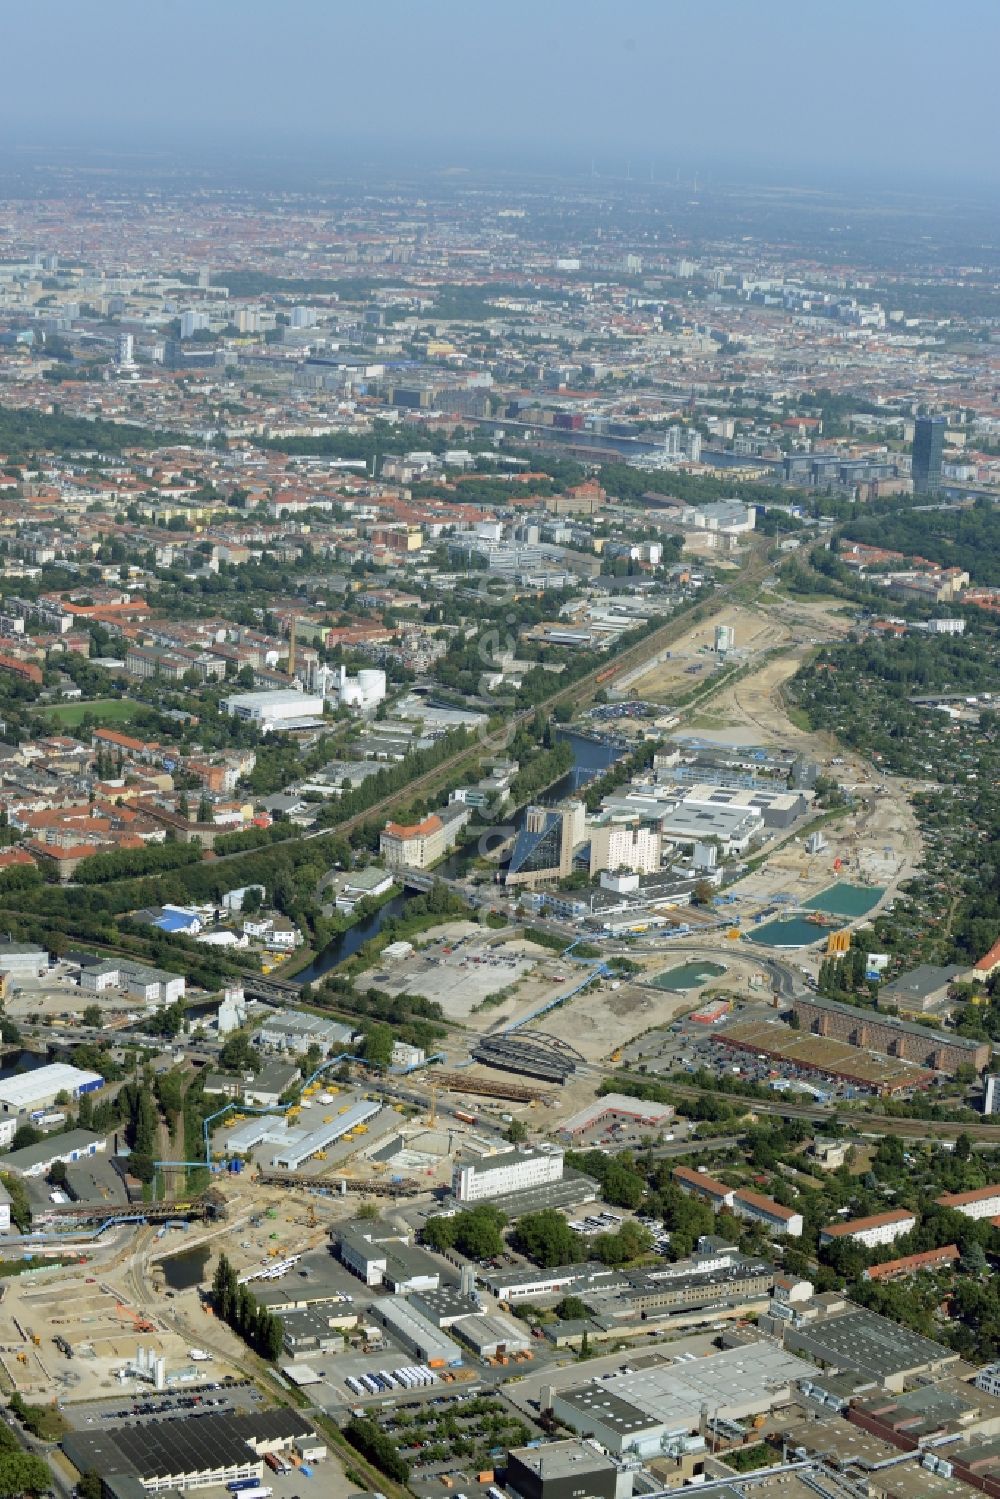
{"left": 672, "top": 1165, "right": 735, "bottom": 1209}
{"left": 732, "top": 1186, "right": 803, "bottom": 1238}
{"left": 819, "top": 1209, "right": 916, "bottom": 1247}
{"left": 379, "top": 809, "right": 468, "bottom": 870}
{"left": 0, "top": 655, "right": 43, "bottom": 686}
{"left": 935, "top": 1183, "right": 1000, "bottom": 1220}
{"left": 864, "top": 1245, "right": 959, "bottom": 1282}
{"left": 0, "top": 848, "right": 36, "bottom": 872}
{"left": 972, "top": 938, "right": 1000, "bottom": 982}
{"left": 91, "top": 729, "right": 162, "bottom": 766}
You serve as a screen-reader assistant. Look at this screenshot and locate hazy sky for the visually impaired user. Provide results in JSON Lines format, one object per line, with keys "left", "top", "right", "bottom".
{"left": 3, "top": 0, "right": 997, "bottom": 186}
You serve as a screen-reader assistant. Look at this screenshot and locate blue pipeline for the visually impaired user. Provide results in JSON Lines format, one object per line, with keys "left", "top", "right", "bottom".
{"left": 504, "top": 964, "right": 610, "bottom": 1033}
{"left": 153, "top": 1051, "right": 366, "bottom": 1174}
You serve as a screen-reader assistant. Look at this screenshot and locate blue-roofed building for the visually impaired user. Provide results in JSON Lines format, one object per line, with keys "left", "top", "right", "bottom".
{"left": 145, "top": 904, "right": 202, "bottom": 935}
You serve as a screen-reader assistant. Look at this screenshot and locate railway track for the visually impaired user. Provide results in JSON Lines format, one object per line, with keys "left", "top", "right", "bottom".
{"left": 614, "top": 1072, "right": 1000, "bottom": 1141}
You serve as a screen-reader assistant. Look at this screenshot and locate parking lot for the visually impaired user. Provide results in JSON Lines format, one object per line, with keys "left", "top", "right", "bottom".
{"left": 365, "top": 1391, "right": 531, "bottom": 1492}
{"left": 63, "top": 1379, "right": 259, "bottom": 1430}
{"left": 620, "top": 1003, "right": 950, "bottom": 1104}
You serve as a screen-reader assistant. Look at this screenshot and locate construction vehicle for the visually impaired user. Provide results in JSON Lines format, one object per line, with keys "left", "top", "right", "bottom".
{"left": 322, "top": 1115, "right": 333, "bottom": 1124}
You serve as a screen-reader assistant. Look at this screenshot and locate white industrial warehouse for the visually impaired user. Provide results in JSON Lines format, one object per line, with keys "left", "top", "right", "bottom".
{"left": 219, "top": 688, "right": 325, "bottom": 731}
{"left": 0, "top": 1063, "right": 104, "bottom": 1117}
{"left": 550, "top": 1342, "right": 815, "bottom": 1456}
{"left": 371, "top": 1297, "right": 463, "bottom": 1366}
{"left": 272, "top": 1099, "right": 381, "bottom": 1170}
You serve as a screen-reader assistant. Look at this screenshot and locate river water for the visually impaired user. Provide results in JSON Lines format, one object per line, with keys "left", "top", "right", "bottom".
{"left": 295, "top": 730, "right": 623, "bottom": 984}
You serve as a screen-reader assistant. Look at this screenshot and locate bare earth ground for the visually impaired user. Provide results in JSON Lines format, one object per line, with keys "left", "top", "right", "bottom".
{"left": 623, "top": 603, "right": 793, "bottom": 700}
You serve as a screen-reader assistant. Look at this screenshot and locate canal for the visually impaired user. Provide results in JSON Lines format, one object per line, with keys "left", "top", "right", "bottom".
{"left": 296, "top": 730, "right": 624, "bottom": 985}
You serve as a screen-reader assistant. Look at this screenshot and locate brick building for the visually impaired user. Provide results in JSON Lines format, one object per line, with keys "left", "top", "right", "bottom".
{"left": 790, "top": 994, "right": 989, "bottom": 1075}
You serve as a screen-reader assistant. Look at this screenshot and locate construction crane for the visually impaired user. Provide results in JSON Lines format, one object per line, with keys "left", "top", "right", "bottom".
{"left": 116, "top": 1303, "right": 153, "bottom": 1333}
{"left": 427, "top": 1083, "right": 438, "bottom": 1128}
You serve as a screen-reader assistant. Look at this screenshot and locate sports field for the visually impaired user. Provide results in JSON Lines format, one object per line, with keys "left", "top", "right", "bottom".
{"left": 44, "top": 698, "right": 146, "bottom": 728}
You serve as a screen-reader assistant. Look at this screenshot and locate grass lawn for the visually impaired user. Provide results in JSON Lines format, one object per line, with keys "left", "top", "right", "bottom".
{"left": 44, "top": 697, "right": 147, "bottom": 728}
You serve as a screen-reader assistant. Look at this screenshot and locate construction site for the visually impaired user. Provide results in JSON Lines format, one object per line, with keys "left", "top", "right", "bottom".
{"left": 0, "top": 1261, "right": 245, "bottom": 1403}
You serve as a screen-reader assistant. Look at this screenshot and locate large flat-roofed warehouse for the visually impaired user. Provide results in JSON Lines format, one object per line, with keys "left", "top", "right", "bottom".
{"left": 0, "top": 941, "right": 48, "bottom": 978}
{"left": 557, "top": 1093, "right": 674, "bottom": 1139}
{"left": 715, "top": 1017, "right": 934, "bottom": 1095}
{"left": 219, "top": 688, "right": 325, "bottom": 730}
{"left": 62, "top": 1409, "right": 325, "bottom": 1493}
{"left": 877, "top": 964, "right": 965, "bottom": 1014}
{"left": 271, "top": 1098, "right": 380, "bottom": 1170}
{"left": 337, "top": 1222, "right": 441, "bottom": 1293}
{"left": 790, "top": 994, "right": 990, "bottom": 1074}
{"left": 2, "top": 1128, "right": 106, "bottom": 1178}
{"left": 0, "top": 1062, "right": 104, "bottom": 1116}
{"left": 258, "top": 1009, "right": 354, "bottom": 1053}
{"left": 480, "top": 1261, "right": 628, "bottom": 1302}
{"left": 775, "top": 1302, "right": 960, "bottom": 1391}
{"left": 371, "top": 1296, "right": 463, "bottom": 1366}
{"left": 549, "top": 1341, "right": 815, "bottom": 1456}
{"left": 453, "top": 1311, "right": 533, "bottom": 1359}
{"left": 678, "top": 783, "right": 813, "bottom": 829}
